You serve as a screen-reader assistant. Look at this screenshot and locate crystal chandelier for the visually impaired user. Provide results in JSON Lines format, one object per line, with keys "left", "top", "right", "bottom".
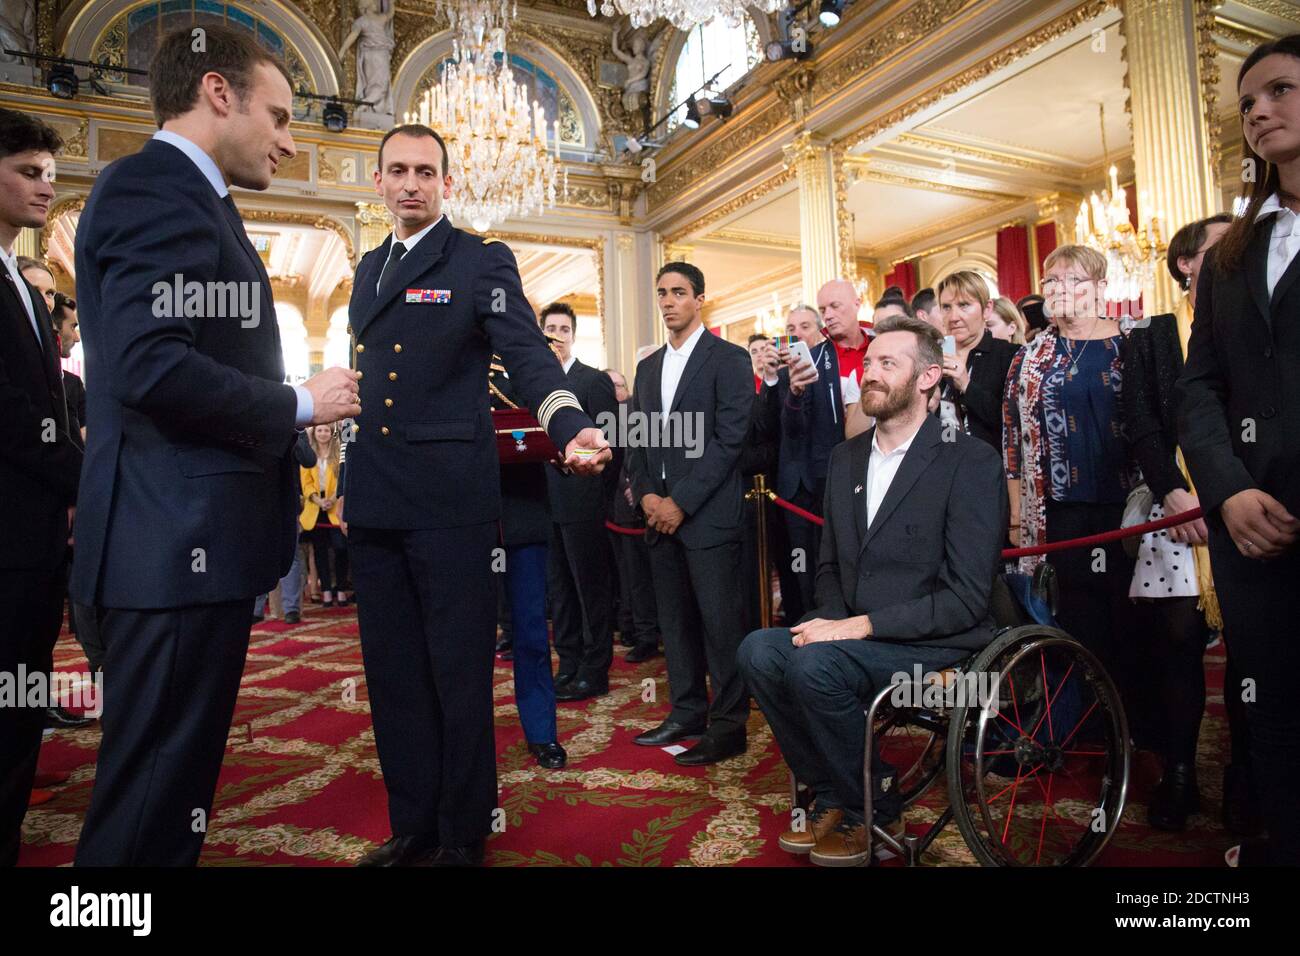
{"left": 1074, "top": 104, "right": 1165, "bottom": 302}
{"left": 441, "top": 0, "right": 515, "bottom": 60}
{"left": 587, "top": 0, "right": 782, "bottom": 31}
{"left": 407, "top": 56, "right": 561, "bottom": 233}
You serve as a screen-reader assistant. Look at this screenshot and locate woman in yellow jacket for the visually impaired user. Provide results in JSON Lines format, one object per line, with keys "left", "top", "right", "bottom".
{"left": 301, "top": 424, "right": 350, "bottom": 607}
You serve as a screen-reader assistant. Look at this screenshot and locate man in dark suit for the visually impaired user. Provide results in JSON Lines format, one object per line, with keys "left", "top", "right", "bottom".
{"left": 71, "top": 26, "right": 360, "bottom": 866}
{"left": 339, "top": 124, "right": 609, "bottom": 868}
{"left": 759, "top": 304, "right": 845, "bottom": 622}
{"left": 627, "top": 262, "right": 755, "bottom": 765}
{"left": 738, "top": 314, "right": 1006, "bottom": 867}
{"left": 538, "top": 302, "right": 621, "bottom": 701}
{"left": 0, "top": 109, "right": 83, "bottom": 867}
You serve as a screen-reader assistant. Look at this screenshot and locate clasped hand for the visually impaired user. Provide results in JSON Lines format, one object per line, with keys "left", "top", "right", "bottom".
{"left": 640, "top": 493, "right": 685, "bottom": 534}
{"left": 790, "top": 615, "right": 872, "bottom": 646}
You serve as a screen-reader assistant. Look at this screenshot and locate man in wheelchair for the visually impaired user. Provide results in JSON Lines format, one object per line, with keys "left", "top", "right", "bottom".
{"left": 738, "top": 314, "right": 1007, "bottom": 866}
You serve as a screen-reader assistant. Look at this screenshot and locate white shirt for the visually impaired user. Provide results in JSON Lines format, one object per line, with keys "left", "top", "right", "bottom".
{"left": 1256, "top": 193, "right": 1300, "bottom": 295}
{"left": 865, "top": 420, "right": 924, "bottom": 528}
{"left": 0, "top": 243, "right": 41, "bottom": 344}
{"left": 659, "top": 322, "right": 706, "bottom": 480}
{"left": 562, "top": 356, "right": 576, "bottom": 374}
{"left": 377, "top": 216, "right": 444, "bottom": 292}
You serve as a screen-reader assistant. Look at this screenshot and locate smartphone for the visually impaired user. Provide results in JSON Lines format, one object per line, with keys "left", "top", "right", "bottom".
{"left": 942, "top": 335, "right": 957, "bottom": 356}
{"left": 780, "top": 336, "right": 818, "bottom": 378}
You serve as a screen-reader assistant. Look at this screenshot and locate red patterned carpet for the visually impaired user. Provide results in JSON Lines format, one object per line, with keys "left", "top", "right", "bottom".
{"left": 21, "top": 606, "right": 1236, "bottom": 867}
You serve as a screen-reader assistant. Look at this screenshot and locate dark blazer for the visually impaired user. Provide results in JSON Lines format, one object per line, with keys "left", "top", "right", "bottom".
{"left": 627, "top": 328, "right": 754, "bottom": 550}
{"left": 949, "top": 331, "right": 1017, "bottom": 449}
{"left": 0, "top": 267, "right": 82, "bottom": 570}
{"left": 72, "top": 138, "right": 300, "bottom": 608}
{"left": 342, "top": 219, "right": 589, "bottom": 529}
{"left": 545, "top": 357, "right": 621, "bottom": 524}
{"left": 774, "top": 339, "right": 845, "bottom": 500}
{"left": 809, "top": 414, "right": 1007, "bottom": 651}
{"left": 63, "top": 370, "right": 86, "bottom": 444}
{"left": 1123, "top": 313, "right": 1187, "bottom": 501}
{"left": 1178, "top": 218, "right": 1300, "bottom": 519}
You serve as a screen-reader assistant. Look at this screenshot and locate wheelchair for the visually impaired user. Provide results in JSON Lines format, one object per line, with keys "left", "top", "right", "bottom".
{"left": 788, "top": 568, "right": 1131, "bottom": 867}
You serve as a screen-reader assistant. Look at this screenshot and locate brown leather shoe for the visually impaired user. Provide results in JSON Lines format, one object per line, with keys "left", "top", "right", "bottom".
{"left": 809, "top": 816, "right": 905, "bottom": 867}
{"left": 777, "top": 806, "right": 842, "bottom": 854}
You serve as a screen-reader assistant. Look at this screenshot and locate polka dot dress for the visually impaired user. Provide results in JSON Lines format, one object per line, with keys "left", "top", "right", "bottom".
{"left": 1129, "top": 500, "right": 1199, "bottom": 599}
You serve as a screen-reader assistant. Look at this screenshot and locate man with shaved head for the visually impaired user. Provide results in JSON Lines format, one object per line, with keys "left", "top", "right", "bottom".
{"left": 816, "top": 279, "right": 872, "bottom": 439}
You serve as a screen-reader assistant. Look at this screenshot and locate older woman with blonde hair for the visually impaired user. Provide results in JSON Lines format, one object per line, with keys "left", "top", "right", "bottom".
{"left": 986, "top": 296, "right": 1027, "bottom": 344}
{"left": 1003, "top": 245, "right": 1143, "bottom": 725}
{"left": 934, "top": 270, "right": 1017, "bottom": 450}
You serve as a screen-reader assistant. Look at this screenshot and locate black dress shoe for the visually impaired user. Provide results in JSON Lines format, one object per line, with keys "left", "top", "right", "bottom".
{"left": 675, "top": 734, "right": 747, "bottom": 766}
{"left": 618, "top": 632, "right": 637, "bottom": 648}
{"left": 1222, "top": 763, "right": 1265, "bottom": 837}
{"left": 283, "top": 611, "right": 301, "bottom": 624}
{"left": 555, "top": 678, "right": 608, "bottom": 702}
{"left": 625, "top": 643, "right": 661, "bottom": 663}
{"left": 495, "top": 637, "right": 513, "bottom": 655}
{"left": 633, "top": 720, "right": 705, "bottom": 747}
{"left": 553, "top": 671, "right": 577, "bottom": 691}
{"left": 1147, "top": 761, "right": 1200, "bottom": 831}
{"left": 428, "top": 840, "right": 485, "bottom": 867}
{"left": 356, "top": 834, "right": 439, "bottom": 867}
{"left": 528, "top": 741, "right": 567, "bottom": 769}
{"left": 44, "top": 706, "right": 93, "bottom": 730}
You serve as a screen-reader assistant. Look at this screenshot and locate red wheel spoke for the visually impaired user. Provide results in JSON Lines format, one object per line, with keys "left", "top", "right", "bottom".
{"left": 1057, "top": 698, "right": 1102, "bottom": 751}
{"left": 1039, "top": 651, "right": 1055, "bottom": 743}
{"left": 1001, "top": 764, "right": 1024, "bottom": 844}
{"left": 1035, "top": 772, "right": 1054, "bottom": 864}
{"left": 1007, "top": 671, "right": 1025, "bottom": 735}
{"left": 1029, "top": 661, "right": 1076, "bottom": 741}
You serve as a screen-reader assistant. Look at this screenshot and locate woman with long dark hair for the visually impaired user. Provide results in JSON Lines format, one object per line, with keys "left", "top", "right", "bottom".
{"left": 1177, "top": 35, "right": 1300, "bottom": 865}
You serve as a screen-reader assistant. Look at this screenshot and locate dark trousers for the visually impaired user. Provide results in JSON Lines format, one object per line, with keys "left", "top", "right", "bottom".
{"left": 349, "top": 522, "right": 497, "bottom": 847}
{"left": 75, "top": 598, "right": 253, "bottom": 866}
{"left": 1130, "top": 596, "right": 1208, "bottom": 767}
{"left": 308, "top": 519, "right": 349, "bottom": 593}
{"left": 548, "top": 519, "right": 614, "bottom": 683}
{"left": 1045, "top": 499, "right": 1143, "bottom": 732}
{"left": 781, "top": 483, "right": 823, "bottom": 624}
{"left": 739, "top": 628, "right": 967, "bottom": 821}
{"left": 0, "top": 566, "right": 65, "bottom": 866}
{"left": 1209, "top": 535, "right": 1300, "bottom": 865}
{"left": 645, "top": 535, "right": 748, "bottom": 737}
{"left": 610, "top": 529, "right": 659, "bottom": 650}
{"left": 505, "top": 543, "right": 556, "bottom": 744}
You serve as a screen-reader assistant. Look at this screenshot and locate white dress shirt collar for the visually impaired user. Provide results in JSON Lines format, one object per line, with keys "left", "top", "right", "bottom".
{"left": 865, "top": 417, "right": 926, "bottom": 528}
{"left": 152, "top": 129, "right": 227, "bottom": 198}
{"left": 1256, "top": 192, "right": 1300, "bottom": 296}
{"left": 0, "top": 244, "right": 41, "bottom": 343}
{"left": 389, "top": 215, "right": 444, "bottom": 257}
{"left": 562, "top": 355, "right": 576, "bottom": 374}
{"left": 665, "top": 321, "right": 706, "bottom": 360}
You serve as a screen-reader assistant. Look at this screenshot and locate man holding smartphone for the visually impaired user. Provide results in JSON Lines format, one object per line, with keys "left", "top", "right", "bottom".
{"left": 759, "top": 305, "right": 845, "bottom": 623}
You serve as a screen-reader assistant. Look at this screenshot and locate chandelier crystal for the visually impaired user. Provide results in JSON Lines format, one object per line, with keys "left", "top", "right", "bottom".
{"left": 441, "top": 0, "right": 516, "bottom": 60}
{"left": 1073, "top": 105, "right": 1165, "bottom": 303}
{"left": 587, "top": 0, "right": 782, "bottom": 31}
{"left": 407, "top": 56, "right": 561, "bottom": 233}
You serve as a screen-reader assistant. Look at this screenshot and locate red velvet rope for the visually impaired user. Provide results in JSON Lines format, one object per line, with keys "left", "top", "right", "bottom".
{"left": 608, "top": 499, "right": 1208, "bottom": 560}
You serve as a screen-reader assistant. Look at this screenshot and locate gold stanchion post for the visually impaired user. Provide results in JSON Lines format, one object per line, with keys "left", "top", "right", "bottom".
{"left": 747, "top": 474, "right": 773, "bottom": 628}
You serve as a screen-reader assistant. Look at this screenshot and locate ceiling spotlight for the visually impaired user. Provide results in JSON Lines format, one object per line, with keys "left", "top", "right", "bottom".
{"left": 765, "top": 38, "right": 812, "bottom": 62}
{"left": 818, "top": 0, "right": 843, "bottom": 27}
{"left": 322, "top": 99, "right": 348, "bottom": 133}
{"left": 47, "top": 64, "right": 78, "bottom": 99}
{"left": 703, "top": 94, "right": 733, "bottom": 120}
{"left": 624, "top": 136, "right": 643, "bottom": 154}
{"left": 683, "top": 97, "right": 701, "bottom": 130}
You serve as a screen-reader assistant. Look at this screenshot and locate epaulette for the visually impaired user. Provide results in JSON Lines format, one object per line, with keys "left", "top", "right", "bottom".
{"left": 482, "top": 237, "right": 502, "bottom": 245}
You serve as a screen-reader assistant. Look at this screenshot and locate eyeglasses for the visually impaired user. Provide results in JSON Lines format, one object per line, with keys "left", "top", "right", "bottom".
{"left": 1041, "top": 275, "right": 1094, "bottom": 290}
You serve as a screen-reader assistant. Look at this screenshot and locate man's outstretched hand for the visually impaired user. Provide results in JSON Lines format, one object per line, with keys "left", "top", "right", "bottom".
{"left": 563, "top": 427, "right": 612, "bottom": 476}
{"left": 304, "top": 366, "right": 361, "bottom": 425}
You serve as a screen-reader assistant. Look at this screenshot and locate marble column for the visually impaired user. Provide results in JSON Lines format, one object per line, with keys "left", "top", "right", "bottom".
{"left": 782, "top": 131, "right": 842, "bottom": 304}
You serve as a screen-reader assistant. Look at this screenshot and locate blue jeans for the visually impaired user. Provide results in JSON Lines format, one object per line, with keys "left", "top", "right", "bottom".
{"left": 506, "top": 543, "right": 556, "bottom": 744}
{"left": 254, "top": 534, "right": 304, "bottom": 618}
{"left": 738, "top": 628, "right": 968, "bottom": 821}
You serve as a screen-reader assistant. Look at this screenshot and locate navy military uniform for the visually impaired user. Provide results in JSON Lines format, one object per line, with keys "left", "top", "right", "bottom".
{"left": 343, "top": 216, "right": 589, "bottom": 852}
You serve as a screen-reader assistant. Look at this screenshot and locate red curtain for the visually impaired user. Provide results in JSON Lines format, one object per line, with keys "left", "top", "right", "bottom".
{"left": 1034, "top": 222, "right": 1058, "bottom": 279}
{"left": 996, "top": 225, "right": 1031, "bottom": 303}
{"left": 883, "top": 259, "right": 917, "bottom": 301}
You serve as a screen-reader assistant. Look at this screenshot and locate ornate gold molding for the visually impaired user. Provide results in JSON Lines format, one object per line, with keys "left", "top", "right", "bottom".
{"left": 816, "top": 0, "right": 971, "bottom": 96}
{"left": 660, "top": 165, "right": 797, "bottom": 248}
{"left": 832, "top": 146, "right": 856, "bottom": 281}
{"left": 39, "top": 195, "right": 86, "bottom": 258}
{"left": 709, "top": 228, "right": 802, "bottom": 250}
{"left": 770, "top": 64, "right": 818, "bottom": 128}
{"left": 836, "top": 0, "right": 1115, "bottom": 153}
{"left": 1213, "top": 16, "right": 1274, "bottom": 46}
{"left": 1196, "top": 0, "right": 1223, "bottom": 193}
{"left": 1234, "top": 0, "right": 1300, "bottom": 19}
{"left": 479, "top": 229, "right": 607, "bottom": 341}
{"left": 846, "top": 160, "right": 1021, "bottom": 202}
{"left": 893, "top": 133, "right": 1063, "bottom": 175}
{"left": 235, "top": 207, "right": 356, "bottom": 263}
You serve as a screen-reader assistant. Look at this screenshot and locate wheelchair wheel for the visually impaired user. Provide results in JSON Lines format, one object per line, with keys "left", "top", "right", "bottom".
{"left": 873, "top": 705, "right": 946, "bottom": 808}
{"left": 945, "top": 626, "right": 1130, "bottom": 866}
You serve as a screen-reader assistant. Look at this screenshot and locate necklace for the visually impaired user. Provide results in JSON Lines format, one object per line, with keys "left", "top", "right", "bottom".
{"left": 1062, "top": 316, "right": 1102, "bottom": 377}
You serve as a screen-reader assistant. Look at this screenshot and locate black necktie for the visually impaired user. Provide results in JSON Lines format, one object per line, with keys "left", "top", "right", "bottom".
{"left": 377, "top": 242, "right": 406, "bottom": 296}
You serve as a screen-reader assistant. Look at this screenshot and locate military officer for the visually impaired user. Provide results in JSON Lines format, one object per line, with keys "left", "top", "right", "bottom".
{"left": 339, "top": 124, "right": 610, "bottom": 867}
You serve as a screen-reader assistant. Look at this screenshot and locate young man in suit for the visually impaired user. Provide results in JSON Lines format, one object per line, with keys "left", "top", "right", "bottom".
{"left": 627, "top": 262, "right": 755, "bottom": 765}
{"left": 539, "top": 302, "right": 621, "bottom": 701}
{"left": 738, "top": 313, "right": 1007, "bottom": 866}
{"left": 71, "top": 26, "right": 360, "bottom": 866}
{"left": 0, "top": 109, "right": 83, "bottom": 866}
{"left": 339, "top": 124, "right": 609, "bottom": 868}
